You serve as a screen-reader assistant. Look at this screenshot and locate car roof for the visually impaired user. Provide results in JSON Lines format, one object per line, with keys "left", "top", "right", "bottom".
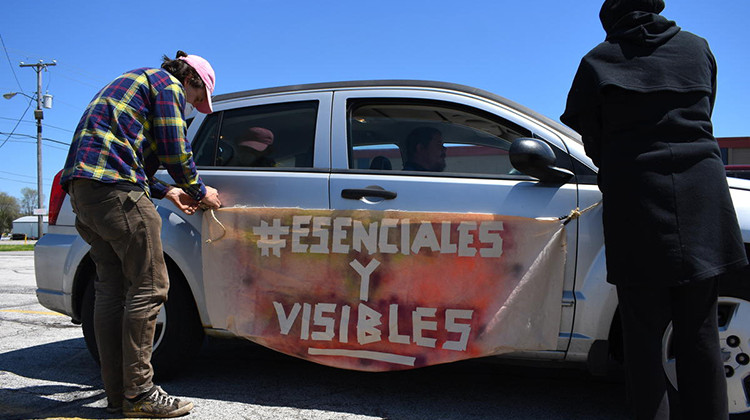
{"left": 212, "top": 80, "right": 582, "bottom": 144}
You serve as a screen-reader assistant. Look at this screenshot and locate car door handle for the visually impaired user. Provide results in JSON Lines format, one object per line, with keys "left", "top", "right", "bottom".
{"left": 341, "top": 188, "right": 397, "bottom": 200}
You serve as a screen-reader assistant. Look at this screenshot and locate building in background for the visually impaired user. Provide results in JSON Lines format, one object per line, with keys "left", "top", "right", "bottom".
{"left": 12, "top": 216, "right": 48, "bottom": 239}
{"left": 719, "top": 137, "right": 750, "bottom": 165}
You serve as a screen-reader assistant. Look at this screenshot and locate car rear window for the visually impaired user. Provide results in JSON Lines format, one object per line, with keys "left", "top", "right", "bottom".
{"left": 192, "top": 100, "right": 318, "bottom": 168}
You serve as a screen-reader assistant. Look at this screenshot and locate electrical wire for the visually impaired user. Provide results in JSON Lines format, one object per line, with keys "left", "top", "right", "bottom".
{"left": 0, "top": 33, "right": 24, "bottom": 93}
{"left": 0, "top": 131, "right": 70, "bottom": 146}
{"left": 0, "top": 117, "right": 75, "bottom": 134}
{"left": 0, "top": 171, "right": 54, "bottom": 183}
{"left": 56, "top": 72, "right": 102, "bottom": 90}
{"left": 0, "top": 170, "right": 35, "bottom": 179}
{"left": 0, "top": 176, "right": 37, "bottom": 186}
{"left": 0, "top": 139, "right": 70, "bottom": 153}
{"left": 45, "top": 66, "right": 51, "bottom": 91}
{"left": 54, "top": 61, "right": 108, "bottom": 86}
{"left": 0, "top": 98, "right": 34, "bottom": 150}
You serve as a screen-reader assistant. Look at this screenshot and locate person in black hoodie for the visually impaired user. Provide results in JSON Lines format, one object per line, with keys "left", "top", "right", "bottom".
{"left": 561, "top": 1, "right": 747, "bottom": 419}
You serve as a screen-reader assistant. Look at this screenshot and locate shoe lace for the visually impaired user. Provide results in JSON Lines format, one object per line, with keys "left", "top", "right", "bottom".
{"left": 151, "top": 389, "right": 177, "bottom": 407}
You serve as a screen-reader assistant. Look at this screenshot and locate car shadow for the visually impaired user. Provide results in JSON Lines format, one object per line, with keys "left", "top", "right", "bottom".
{"left": 0, "top": 336, "right": 628, "bottom": 419}
{"left": 0, "top": 336, "right": 105, "bottom": 420}
{"left": 172, "top": 337, "right": 628, "bottom": 419}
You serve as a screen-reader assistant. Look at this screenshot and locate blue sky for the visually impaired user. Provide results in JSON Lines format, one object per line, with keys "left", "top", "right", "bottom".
{"left": 1, "top": 0, "right": 748, "bottom": 204}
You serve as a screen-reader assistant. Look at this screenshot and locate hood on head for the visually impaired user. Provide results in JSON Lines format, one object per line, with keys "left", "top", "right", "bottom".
{"left": 599, "top": 0, "right": 665, "bottom": 33}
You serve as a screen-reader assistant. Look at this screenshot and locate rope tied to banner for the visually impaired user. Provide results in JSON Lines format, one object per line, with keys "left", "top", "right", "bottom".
{"left": 205, "top": 208, "right": 227, "bottom": 244}
{"left": 153, "top": 178, "right": 228, "bottom": 243}
{"left": 560, "top": 200, "right": 602, "bottom": 225}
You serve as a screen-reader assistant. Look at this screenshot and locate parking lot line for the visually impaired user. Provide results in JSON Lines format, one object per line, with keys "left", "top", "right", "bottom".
{"left": 0, "top": 309, "right": 66, "bottom": 316}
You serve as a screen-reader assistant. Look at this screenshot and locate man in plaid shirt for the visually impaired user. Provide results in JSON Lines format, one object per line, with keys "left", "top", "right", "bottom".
{"left": 61, "top": 52, "right": 220, "bottom": 418}
{"left": 62, "top": 66, "right": 209, "bottom": 202}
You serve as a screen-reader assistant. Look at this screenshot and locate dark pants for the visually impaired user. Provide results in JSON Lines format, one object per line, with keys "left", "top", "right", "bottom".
{"left": 617, "top": 278, "right": 728, "bottom": 420}
{"left": 68, "top": 179, "right": 169, "bottom": 405}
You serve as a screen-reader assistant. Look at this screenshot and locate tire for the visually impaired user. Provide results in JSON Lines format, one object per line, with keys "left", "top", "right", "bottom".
{"left": 662, "top": 272, "right": 750, "bottom": 418}
{"left": 80, "top": 263, "right": 204, "bottom": 379}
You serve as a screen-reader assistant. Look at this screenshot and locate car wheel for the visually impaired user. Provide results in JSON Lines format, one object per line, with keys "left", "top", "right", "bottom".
{"left": 80, "top": 263, "right": 204, "bottom": 379}
{"left": 662, "top": 274, "right": 750, "bottom": 418}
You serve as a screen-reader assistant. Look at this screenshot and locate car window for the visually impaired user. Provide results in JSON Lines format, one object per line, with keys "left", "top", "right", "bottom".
{"left": 347, "top": 99, "right": 532, "bottom": 176}
{"left": 192, "top": 101, "right": 318, "bottom": 168}
{"left": 192, "top": 112, "right": 221, "bottom": 166}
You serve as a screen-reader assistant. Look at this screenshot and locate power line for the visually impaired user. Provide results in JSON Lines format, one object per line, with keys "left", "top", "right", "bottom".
{"left": 0, "top": 170, "right": 35, "bottom": 179}
{"left": 1, "top": 141, "right": 69, "bottom": 153}
{"left": 1, "top": 138, "right": 69, "bottom": 152}
{"left": 0, "top": 176, "right": 38, "bottom": 186}
{"left": 56, "top": 71, "right": 104, "bottom": 90}
{"left": 45, "top": 66, "right": 51, "bottom": 91}
{"left": 0, "top": 33, "right": 24, "bottom": 93}
{"left": 0, "top": 170, "right": 53, "bottom": 183}
{"left": 0, "top": 116, "right": 75, "bottom": 134}
{"left": 4, "top": 142, "right": 69, "bottom": 153}
{"left": 0, "top": 98, "right": 34, "bottom": 150}
{"left": 54, "top": 59, "right": 109, "bottom": 86}
{"left": 0, "top": 131, "right": 70, "bottom": 145}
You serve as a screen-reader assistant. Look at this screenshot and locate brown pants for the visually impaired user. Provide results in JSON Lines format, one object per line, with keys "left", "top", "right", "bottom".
{"left": 68, "top": 179, "right": 169, "bottom": 405}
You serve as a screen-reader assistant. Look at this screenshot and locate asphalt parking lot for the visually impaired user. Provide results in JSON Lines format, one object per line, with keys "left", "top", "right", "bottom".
{"left": 0, "top": 250, "right": 629, "bottom": 420}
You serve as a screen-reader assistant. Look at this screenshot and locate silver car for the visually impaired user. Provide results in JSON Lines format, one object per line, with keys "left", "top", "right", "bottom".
{"left": 35, "top": 80, "right": 750, "bottom": 416}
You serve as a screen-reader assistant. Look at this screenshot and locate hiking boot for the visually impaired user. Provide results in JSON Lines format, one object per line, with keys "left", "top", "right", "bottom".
{"left": 122, "top": 386, "right": 193, "bottom": 418}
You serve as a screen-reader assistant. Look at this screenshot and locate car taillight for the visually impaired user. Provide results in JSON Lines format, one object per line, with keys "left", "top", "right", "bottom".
{"left": 48, "top": 170, "right": 66, "bottom": 226}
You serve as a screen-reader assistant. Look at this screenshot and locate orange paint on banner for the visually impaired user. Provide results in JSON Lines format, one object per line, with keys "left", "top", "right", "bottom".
{"left": 203, "top": 208, "right": 566, "bottom": 371}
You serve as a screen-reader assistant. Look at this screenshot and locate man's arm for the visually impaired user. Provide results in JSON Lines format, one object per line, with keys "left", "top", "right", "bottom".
{"left": 151, "top": 84, "right": 207, "bottom": 201}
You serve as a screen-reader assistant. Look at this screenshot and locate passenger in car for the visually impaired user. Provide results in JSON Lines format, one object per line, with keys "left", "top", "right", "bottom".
{"left": 227, "top": 127, "right": 277, "bottom": 167}
{"left": 369, "top": 155, "right": 392, "bottom": 170}
{"left": 561, "top": 1, "right": 747, "bottom": 419}
{"left": 402, "top": 127, "right": 447, "bottom": 172}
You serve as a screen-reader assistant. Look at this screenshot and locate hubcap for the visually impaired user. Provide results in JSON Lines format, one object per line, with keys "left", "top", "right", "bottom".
{"left": 662, "top": 297, "right": 750, "bottom": 415}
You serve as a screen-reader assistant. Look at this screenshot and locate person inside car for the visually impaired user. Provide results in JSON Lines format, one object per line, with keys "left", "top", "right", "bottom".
{"left": 402, "top": 126, "right": 447, "bottom": 172}
{"left": 227, "top": 127, "right": 277, "bottom": 167}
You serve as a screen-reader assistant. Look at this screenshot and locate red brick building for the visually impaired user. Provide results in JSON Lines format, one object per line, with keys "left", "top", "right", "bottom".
{"left": 719, "top": 137, "right": 750, "bottom": 165}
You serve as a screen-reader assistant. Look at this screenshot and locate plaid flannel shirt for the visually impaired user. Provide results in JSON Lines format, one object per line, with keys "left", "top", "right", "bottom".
{"left": 61, "top": 67, "right": 206, "bottom": 201}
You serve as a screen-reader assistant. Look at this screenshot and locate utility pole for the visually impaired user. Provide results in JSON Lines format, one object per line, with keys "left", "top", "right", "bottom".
{"left": 19, "top": 60, "right": 56, "bottom": 239}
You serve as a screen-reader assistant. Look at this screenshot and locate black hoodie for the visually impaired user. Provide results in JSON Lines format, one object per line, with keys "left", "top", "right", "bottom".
{"left": 562, "top": 4, "right": 715, "bottom": 142}
{"left": 560, "top": 1, "right": 746, "bottom": 286}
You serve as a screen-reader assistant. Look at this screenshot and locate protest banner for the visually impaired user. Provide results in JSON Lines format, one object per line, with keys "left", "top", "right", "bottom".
{"left": 203, "top": 208, "right": 566, "bottom": 372}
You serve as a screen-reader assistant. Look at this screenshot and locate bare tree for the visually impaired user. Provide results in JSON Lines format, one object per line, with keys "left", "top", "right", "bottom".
{"left": 0, "top": 192, "right": 21, "bottom": 234}
{"left": 20, "top": 188, "right": 38, "bottom": 216}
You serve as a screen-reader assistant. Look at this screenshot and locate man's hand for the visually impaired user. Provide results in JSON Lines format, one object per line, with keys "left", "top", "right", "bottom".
{"left": 200, "top": 186, "right": 222, "bottom": 209}
{"left": 165, "top": 187, "right": 200, "bottom": 215}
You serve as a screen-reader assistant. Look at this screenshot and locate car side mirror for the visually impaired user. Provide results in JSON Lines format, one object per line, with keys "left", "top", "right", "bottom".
{"left": 509, "top": 138, "right": 574, "bottom": 184}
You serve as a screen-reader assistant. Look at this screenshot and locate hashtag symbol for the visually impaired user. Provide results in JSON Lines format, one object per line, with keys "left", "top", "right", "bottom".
{"left": 252, "top": 219, "right": 290, "bottom": 257}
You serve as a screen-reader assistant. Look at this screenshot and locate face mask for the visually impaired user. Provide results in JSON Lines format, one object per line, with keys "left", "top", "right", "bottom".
{"left": 184, "top": 102, "right": 195, "bottom": 117}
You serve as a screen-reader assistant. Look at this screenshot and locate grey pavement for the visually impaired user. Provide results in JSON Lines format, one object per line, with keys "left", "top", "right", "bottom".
{"left": 0, "top": 251, "right": 629, "bottom": 420}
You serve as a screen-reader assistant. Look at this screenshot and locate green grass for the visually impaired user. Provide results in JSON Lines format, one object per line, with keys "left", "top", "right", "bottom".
{"left": 0, "top": 244, "right": 35, "bottom": 251}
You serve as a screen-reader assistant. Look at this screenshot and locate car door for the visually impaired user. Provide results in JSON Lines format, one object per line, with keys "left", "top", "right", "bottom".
{"left": 328, "top": 88, "right": 580, "bottom": 354}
